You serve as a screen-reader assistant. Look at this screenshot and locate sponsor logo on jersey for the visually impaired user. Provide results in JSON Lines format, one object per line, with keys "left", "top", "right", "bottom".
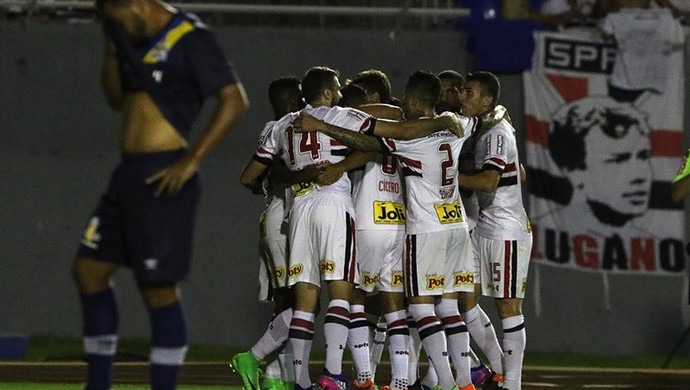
{"left": 425, "top": 274, "right": 444, "bottom": 290}
{"left": 291, "top": 181, "right": 315, "bottom": 197}
{"left": 321, "top": 259, "right": 336, "bottom": 274}
{"left": 434, "top": 201, "right": 464, "bottom": 224}
{"left": 391, "top": 272, "right": 404, "bottom": 287}
{"left": 373, "top": 201, "right": 406, "bottom": 225}
{"left": 453, "top": 272, "right": 474, "bottom": 287}
{"left": 81, "top": 216, "right": 101, "bottom": 249}
{"left": 361, "top": 273, "right": 379, "bottom": 287}
{"left": 275, "top": 266, "right": 286, "bottom": 281}
{"left": 288, "top": 264, "right": 303, "bottom": 279}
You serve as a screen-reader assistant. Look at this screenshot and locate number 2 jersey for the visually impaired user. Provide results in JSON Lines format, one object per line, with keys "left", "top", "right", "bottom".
{"left": 378, "top": 112, "right": 481, "bottom": 235}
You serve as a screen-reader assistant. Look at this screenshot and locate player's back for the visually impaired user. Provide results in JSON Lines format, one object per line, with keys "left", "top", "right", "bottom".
{"left": 382, "top": 129, "right": 467, "bottom": 234}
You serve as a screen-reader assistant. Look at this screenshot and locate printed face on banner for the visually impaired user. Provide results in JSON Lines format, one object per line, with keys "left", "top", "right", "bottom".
{"left": 548, "top": 96, "right": 652, "bottom": 226}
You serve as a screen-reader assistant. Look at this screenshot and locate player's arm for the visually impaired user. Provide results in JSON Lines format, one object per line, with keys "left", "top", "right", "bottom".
{"left": 239, "top": 159, "right": 269, "bottom": 195}
{"left": 147, "top": 83, "right": 250, "bottom": 197}
{"left": 459, "top": 169, "right": 501, "bottom": 193}
{"left": 269, "top": 163, "right": 324, "bottom": 186}
{"left": 671, "top": 149, "right": 690, "bottom": 202}
{"left": 358, "top": 103, "right": 404, "bottom": 121}
{"left": 316, "top": 151, "right": 376, "bottom": 186}
{"left": 101, "top": 38, "right": 123, "bottom": 110}
{"left": 293, "top": 113, "right": 384, "bottom": 152}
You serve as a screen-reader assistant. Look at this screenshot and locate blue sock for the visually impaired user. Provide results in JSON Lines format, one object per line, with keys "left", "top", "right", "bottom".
{"left": 80, "top": 288, "right": 118, "bottom": 390}
{"left": 149, "top": 301, "right": 188, "bottom": 390}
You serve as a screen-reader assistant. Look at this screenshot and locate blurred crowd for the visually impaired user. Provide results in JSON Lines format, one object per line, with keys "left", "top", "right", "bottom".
{"left": 4, "top": 0, "right": 690, "bottom": 28}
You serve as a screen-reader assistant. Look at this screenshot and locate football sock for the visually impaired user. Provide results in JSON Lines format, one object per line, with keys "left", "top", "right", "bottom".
{"left": 436, "top": 298, "right": 471, "bottom": 387}
{"left": 80, "top": 288, "right": 119, "bottom": 390}
{"left": 502, "top": 315, "right": 526, "bottom": 390}
{"left": 289, "top": 310, "right": 315, "bottom": 388}
{"left": 149, "top": 301, "right": 188, "bottom": 390}
{"left": 324, "top": 299, "right": 350, "bottom": 375}
{"left": 407, "top": 303, "right": 454, "bottom": 389}
{"left": 348, "top": 304, "right": 373, "bottom": 382}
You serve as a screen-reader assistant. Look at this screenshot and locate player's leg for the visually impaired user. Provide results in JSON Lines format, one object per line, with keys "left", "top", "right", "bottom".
{"left": 479, "top": 236, "right": 532, "bottom": 390}
{"left": 379, "top": 291, "right": 409, "bottom": 390}
{"left": 129, "top": 151, "right": 200, "bottom": 390}
{"left": 349, "top": 287, "right": 375, "bottom": 389}
{"left": 459, "top": 230, "right": 502, "bottom": 384}
{"left": 72, "top": 257, "right": 119, "bottom": 390}
{"left": 73, "top": 181, "right": 124, "bottom": 390}
{"left": 139, "top": 284, "right": 188, "bottom": 390}
{"left": 233, "top": 218, "right": 293, "bottom": 390}
{"left": 404, "top": 233, "right": 455, "bottom": 390}
{"left": 290, "top": 282, "right": 321, "bottom": 390}
{"left": 436, "top": 228, "right": 474, "bottom": 389}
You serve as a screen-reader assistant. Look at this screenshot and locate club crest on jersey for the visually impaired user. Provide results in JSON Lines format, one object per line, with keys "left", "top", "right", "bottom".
{"left": 434, "top": 201, "right": 464, "bottom": 224}
{"left": 373, "top": 201, "right": 406, "bottom": 224}
{"left": 81, "top": 217, "right": 101, "bottom": 249}
{"left": 425, "top": 274, "right": 444, "bottom": 290}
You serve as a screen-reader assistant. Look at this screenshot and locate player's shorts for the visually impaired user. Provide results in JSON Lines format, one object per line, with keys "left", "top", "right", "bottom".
{"left": 258, "top": 212, "right": 289, "bottom": 301}
{"left": 470, "top": 228, "right": 481, "bottom": 284}
{"left": 403, "top": 228, "right": 474, "bottom": 297}
{"left": 356, "top": 229, "right": 405, "bottom": 293}
{"left": 76, "top": 150, "right": 200, "bottom": 284}
{"left": 288, "top": 196, "right": 358, "bottom": 288}
{"left": 476, "top": 235, "right": 533, "bottom": 299}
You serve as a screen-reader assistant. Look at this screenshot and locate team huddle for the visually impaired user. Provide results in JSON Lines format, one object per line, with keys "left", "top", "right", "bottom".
{"left": 232, "top": 67, "right": 533, "bottom": 390}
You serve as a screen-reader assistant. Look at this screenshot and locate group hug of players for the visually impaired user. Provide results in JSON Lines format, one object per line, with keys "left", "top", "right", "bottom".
{"left": 230, "top": 66, "right": 532, "bottom": 390}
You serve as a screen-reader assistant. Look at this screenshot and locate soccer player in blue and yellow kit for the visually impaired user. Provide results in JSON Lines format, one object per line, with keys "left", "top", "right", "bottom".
{"left": 72, "top": 1, "right": 248, "bottom": 389}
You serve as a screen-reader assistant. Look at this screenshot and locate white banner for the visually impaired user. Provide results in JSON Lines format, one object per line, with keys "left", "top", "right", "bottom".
{"left": 523, "top": 29, "right": 686, "bottom": 277}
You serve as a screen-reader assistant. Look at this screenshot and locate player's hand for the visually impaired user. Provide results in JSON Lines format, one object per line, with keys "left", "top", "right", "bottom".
{"left": 145, "top": 155, "right": 200, "bottom": 197}
{"left": 296, "top": 162, "right": 329, "bottom": 184}
{"left": 482, "top": 105, "right": 507, "bottom": 128}
{"left": 315, "top": 163, "right": 345, "bottom": 186}
{"left": 292, "top": 113, "right": 325, "bottom": 133}
{"left": 443, "top": 114, "right": 464, "bottom": 138}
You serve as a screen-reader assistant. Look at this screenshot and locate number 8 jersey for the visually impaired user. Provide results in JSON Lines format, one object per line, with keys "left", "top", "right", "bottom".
{"left": 379, "top": 112, "right": 480, "bottom": 234}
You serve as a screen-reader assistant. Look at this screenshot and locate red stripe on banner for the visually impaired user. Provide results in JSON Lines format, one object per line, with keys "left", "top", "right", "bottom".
{"left": 546, "top": 73, "right": 589, "bottom": 102}
{"left": 651, "top": 130, "right": 683, "bottom": 157}
{"left": 526, "top": 115, "right": 550, "bottom": 147}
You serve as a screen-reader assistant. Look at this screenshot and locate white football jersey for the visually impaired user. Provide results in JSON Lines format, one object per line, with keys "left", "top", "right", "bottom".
{"left": 472, "top": 118, "right": 532, "bottom": 241}
{"left": 260, "top": 105, "right": 376, "bottom": 204}
{"left": 379, "top": 112, "right": 480, "bottom": 234}
{"left": 350, "top": 153, "right": 405, "bottom": 231}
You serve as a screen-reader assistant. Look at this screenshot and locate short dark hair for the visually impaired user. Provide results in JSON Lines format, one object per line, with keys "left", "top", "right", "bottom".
{"left": 339, "top": 83, "right": 368, "bottom": 108}
{"left": 405, "top": 70, "right": 441, "bottom": 109}
{"left": 95, "top": 0, "right": 131, "bottom": 12}
{"left": 465, "top": 71, "right": 500, "bottom": 107}
{"left": 301, "top": 66, "right": 339, "bottom": 104}
{"left": 437, "top": 69, "right": 465, "bottom": 90}
{"left": 268, "top": 76, "right": 302, "bottom": 116}
{"left": 352, "top": 69, "right": 392, "bottom": 103}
